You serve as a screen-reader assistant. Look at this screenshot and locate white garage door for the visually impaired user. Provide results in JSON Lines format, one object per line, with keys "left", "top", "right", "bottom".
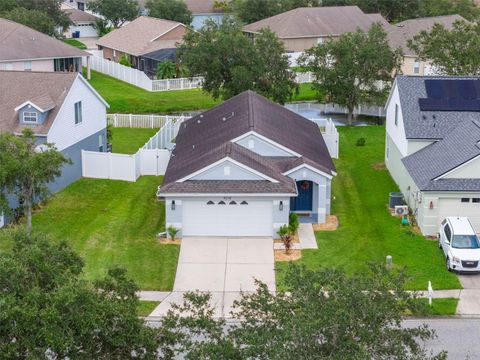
{"left": 71, "top": 25, "right": 97, "bottom": 38}
{"left": 438, "top": 198, "right": 480, "bottom": 232}
{"left": 182, "top": 199, "right": 273, "bottom": 237}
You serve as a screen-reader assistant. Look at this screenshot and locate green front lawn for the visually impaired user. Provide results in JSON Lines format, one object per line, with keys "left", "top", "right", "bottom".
{"left": 85, "top": 70, "right": 319, "bottom": 114}
{"left": 31, "top": 177, "right": 178, "bottom": 290}
{"left": 277, "top": 126, "right": 460, "bottom": 290}
{"left": 64, "top": 38, "right": 87, "bottom": 49}
{"left": 110, "top": 127, "right": 160, "bottom": 154}
{"left": 138, "top": 301, "right": 161, "bottom": 316}
{"left": 409, "top": 298, "right": 459, "bottom": 316}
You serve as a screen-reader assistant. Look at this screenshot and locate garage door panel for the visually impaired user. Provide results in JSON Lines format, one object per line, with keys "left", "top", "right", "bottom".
{"left": 182, "top": 200, "right": 272, "bottom": 237}
{"left": 438, "top": 198, "right": 480, "bottom": 231}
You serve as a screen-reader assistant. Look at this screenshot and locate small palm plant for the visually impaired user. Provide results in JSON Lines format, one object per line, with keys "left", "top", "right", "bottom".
{"left": 156, "top": 60, "right": 176, "bottom": 79}
{"left": 167, "top": 225, "right": 179, "bottom": 241}
{"left": 278, "top": 225, "right": 293, "bottom": 255}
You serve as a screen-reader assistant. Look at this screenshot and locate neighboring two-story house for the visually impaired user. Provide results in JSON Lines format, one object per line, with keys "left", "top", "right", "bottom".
{"left": 0, "top": 18, "right": 91, "bottom": 78}
{"left": 385, "top": 76, "right": 480, "bottom": 235}
{"left": 157, "top": 90, "right": 336, "bottom": 237}
{"left": 0, "top": 71, "right": 109, "bottom": 227}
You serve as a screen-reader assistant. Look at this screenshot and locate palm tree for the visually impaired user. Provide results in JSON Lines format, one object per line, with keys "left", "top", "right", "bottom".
{"left": 156, "top": 60, "right": 176, "bottom": 79}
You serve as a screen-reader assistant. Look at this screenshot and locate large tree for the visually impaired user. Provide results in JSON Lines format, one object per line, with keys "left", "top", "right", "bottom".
{"left": 162, "top": 264, "right": 446, "bottom": 359}
{"left": 178, "top": 18, "right": 297, "bottom": 103}
{"left": 0, "top": 129, "right": 70, "bottom": 232}
{"left": 146, "top": 0, "right": 193, "bottom": 25}
{"left": 87, "top": 0, "right": 139, "bottom": 28}
{"left": 0, "top": 0, "right": 69, "bottom": 36}
{"left": 0, "top": 231, "right": 163, "bottom": 359}
{"left": 300, "top": 23, "right": 402, "bottom": 124}
{"left": 408, "top": 20, "right": 480, "bottom": 75}
{"left": 418, "top": 0, "right": 480, "bottom": 22}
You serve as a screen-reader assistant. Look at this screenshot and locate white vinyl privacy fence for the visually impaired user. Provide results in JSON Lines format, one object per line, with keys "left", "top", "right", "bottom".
{"left": 107, "top": 113, "right": 189, "bottom": 128}
{"left": 82, "top": 117, "right": 184, "bottom": 181}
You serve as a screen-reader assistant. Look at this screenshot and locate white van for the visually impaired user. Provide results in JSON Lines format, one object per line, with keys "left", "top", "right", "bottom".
{"left": 439, "top": 217, "right": 480, "bottom": 272}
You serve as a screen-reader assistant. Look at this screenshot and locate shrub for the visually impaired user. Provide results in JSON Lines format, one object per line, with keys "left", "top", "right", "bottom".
{"left": 167, "top": 225, "right": 179, "bottom": 241}
{"left": 356, "top": 137, "right": 366, "bottom": 146}
{"left": 277, "top": 224, "right": 293, "bottom": 255}
{"left": 289, "top": 212, "right": 299, "bottom": 234}
{"left": 119, "top": 54, "right": 132, "bottom": 67}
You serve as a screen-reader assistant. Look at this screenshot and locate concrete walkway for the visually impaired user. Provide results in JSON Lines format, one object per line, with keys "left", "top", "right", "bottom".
{"left": 298, "top": 223, "right": 318, "bottom": 249}
{"left": 456, "top": 274, "right": 480, "bottom": 316}
{"left": 137, "top": 291, "right": 171, "bottom": 302}
{"left": 149, "top": 237, "right": 275, "bottom": 317}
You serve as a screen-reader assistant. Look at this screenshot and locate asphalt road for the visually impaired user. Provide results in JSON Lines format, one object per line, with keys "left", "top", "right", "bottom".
{"left": 404, "top": 318, "right": 480, "bottom": 360}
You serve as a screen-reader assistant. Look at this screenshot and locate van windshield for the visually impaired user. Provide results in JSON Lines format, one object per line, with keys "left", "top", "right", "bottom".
{"left": 451, "top": 235, "right": 480, "bottom": 249}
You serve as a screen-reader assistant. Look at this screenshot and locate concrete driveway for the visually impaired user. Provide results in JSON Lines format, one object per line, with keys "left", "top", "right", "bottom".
{"left": 150, "top": 237, "right": 275, "bottom": 317}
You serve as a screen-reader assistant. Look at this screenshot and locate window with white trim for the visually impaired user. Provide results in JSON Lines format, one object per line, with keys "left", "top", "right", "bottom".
{"left": 23, "top": 112, "right": 38, "bottom": 123}
{"left": 394, "top": 104, "right": 399, "bottom": 126}
{"left": 74, "top": 101, "right": 82, "bottom": 124}
{"left": 413, "top": 59, "right": 420, "bottom": 74}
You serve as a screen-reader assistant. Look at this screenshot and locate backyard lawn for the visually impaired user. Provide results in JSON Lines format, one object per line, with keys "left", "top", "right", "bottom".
{"left": 64, "top": 38, "right": 87, "bottom": 49}
{"left": 85, "top": 70, "right": 319, "bottom": 114}
{"left": 110, "top": 127, "right": 160, "bottom": 154}
{"left": 277, "top": 126, "right": 460, "bottom": 290}
{"left": 30, "top": 176, "right": 178, "bottom": 290}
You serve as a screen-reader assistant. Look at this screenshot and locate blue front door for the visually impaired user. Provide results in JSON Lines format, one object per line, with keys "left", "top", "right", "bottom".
{"left": 291, "top": 180, "right": 313, "bottom": 211}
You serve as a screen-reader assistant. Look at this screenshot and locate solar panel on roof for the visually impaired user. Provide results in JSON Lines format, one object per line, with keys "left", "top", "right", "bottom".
{"left": 420, "top": 79, "right": 480, "bottom": 112}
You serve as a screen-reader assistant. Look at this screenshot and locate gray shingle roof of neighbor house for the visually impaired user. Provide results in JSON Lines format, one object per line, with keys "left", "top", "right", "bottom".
{"left": 242, "top": 6, "right": 389, "bottom": 38}
{"left": 159, "top": 90, "right": 335, "bottom": 194}
{"left": 387, "top": 14, "right": 466, "bottom": 56}
{"left": 0, "top": 18, "right": 88, "bottom": 62}
{"left": 395, "top": 75, "right": 480, "bottom": 140}
{"left": 402, "top": 119, "right": 480, "bottom": 191}
{"left": 63, "top": 7, "right": 99, "bottom": 23}
{"left": 0, "top": 71, "right": 77, "bottom": 135}
{"left": 96, "top": 16, "right": 187, "bottom": 57}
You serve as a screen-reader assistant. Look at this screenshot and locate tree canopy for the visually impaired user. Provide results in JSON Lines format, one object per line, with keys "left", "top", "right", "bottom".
{"left": 162, "top": 263, "right": 446, "bottom": 359}
{"left": 408, "top": 20, "right": 480, "bottom": 75}
{"left": 0, "top": 0, "right": 69, "bottom": 36}
{"left": 300, "top": 23, "right": 402, "bottom": 124}
{"left": 0, "top": 231, "right": 162, "bottom": 359}
{"left": 146, "top": 0, "right": 193, "bottom": 25}
{"left": 0, "top": 129, "right": 70, "bottom": 232}
{"left": 87, "top": 0, "right": 139, "bottom": 28}
{"left": 178, "top": 18, "right": 297, "bottom": 103}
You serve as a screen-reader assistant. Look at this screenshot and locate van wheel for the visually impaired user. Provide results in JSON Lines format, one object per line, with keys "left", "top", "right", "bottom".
{"left": 446, "top": 257, "right": 452, "bottom": 272}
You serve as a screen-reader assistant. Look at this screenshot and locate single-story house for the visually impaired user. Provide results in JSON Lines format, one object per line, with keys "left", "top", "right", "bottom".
{"left": 0, "top": 18, "right": 90, "bottom": 77}
{"left": 157, "top": 90, "right": 336, "bottom": 237}
{"left": 62, "top": 4, "right": 99, "bottom": 38}
{"left": 386, "top": 15, "right": 466, "bottom": 76}
{"left": 96, "top": 16, "right": 189, "bottom": 78}
{"left": 243, "top": 6, "right": 389, "bottom": 52}
{"left": 385, "top": 75, "right": 480, "bottom": 235}
{"left": 0, "top": 71, "right": 109, "bottom": 227}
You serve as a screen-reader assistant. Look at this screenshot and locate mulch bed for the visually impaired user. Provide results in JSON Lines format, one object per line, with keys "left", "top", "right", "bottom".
{"left": 275, "top": 249, "right": 302, "bottom": 262}
{"left": 313, "top": 215, "right": 338, "bottom": 231}
{"left": 158, "top": 238, "right": 181, "bottom": 245}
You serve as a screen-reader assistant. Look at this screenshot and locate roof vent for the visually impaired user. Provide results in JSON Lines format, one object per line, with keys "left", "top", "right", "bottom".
{"left": 200, "top": 114, "right": 203, "bottom": 118}
{"left": 197, "top": 119, "right": 201, "bottom": 124}
{"left": 433, "top": 123, "right": 436, "bottom": 128}
{"left": 422, "top": 115, "right": 426, "bottom": 120}
{"left": 432, "top": 114, "right": 436, "bottom": 119}
{"left": 222, "top": 112, "right": 235, "bottom": 122}
{"left": 183, "top": 123, "right": 187, "bottom": 128}
{"left": 192, "top": 144, "right": 195, "bottom": 150}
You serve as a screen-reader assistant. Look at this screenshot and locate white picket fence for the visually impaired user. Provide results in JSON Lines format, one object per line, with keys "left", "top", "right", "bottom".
{"left": 286, "top": 102, "right": 386, "bottom": 118}
{"left": 107, "top": 113, "right": 189, "bottom": 128}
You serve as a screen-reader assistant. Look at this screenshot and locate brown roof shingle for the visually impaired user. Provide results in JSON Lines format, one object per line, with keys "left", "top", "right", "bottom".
{"left": 0, "top": 71, "right": 77, "bottom": 135}
{"left": 243, "top": 6, "right": 389, "bottom": 38}
{"left": 96, "top": 16, "right": 187, "bottom": 56}
{"left": 0, "top": 18, "right": 88, "bottom": 62}
{"left": 159, "top": 90, "right": 335, "bottom": 194}
{"left": 387, "top": 15, "right": 465, "bottom": 56}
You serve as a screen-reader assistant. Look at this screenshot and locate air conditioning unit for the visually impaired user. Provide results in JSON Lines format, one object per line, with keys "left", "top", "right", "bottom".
{"left": 395, "top": 205, "right": 409, "bottom": 216}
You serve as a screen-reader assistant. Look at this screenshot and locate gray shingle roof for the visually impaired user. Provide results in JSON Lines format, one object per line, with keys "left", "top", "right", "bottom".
{"left": 396, "top": 75, "right": 480, "bottom": 140}
{"left": 63, "top": 8, "right": 99, "bottom": 24}
{"left": 0, "top": 71, "right": 77, "bottom": 135}
{"left": 243, "top": 6, "right": 389, "bottom": 38}
{"left": 0, "top": 18, "right": 88, "bottom": 62}
{"left": 159, "top": 90, "right": 335, "bottom": 194}
{"left": 402, "top": 119, "right": 480, "bottom": 191}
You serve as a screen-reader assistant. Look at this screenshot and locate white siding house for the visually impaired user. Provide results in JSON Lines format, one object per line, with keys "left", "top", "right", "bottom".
{"left": 385, "top": 76, "right": 480, "bottom": 235}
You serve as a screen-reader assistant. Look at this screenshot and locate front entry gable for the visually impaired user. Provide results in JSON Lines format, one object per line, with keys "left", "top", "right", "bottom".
{"left": 233, "top": 132, "right": 298, "bottom": 157}
{"left": 189, "top": 159, "right": 265, "bottom": 181}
